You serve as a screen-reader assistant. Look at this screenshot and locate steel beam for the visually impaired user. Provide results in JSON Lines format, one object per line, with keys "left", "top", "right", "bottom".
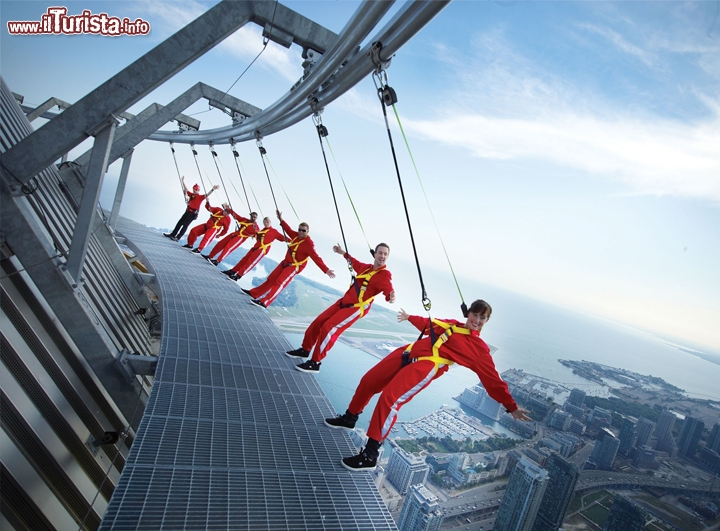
{"left": 0, "top": 0, "right": 257, "bottom": 183}
{"left": 150, "top": 0, "right": 393, "bottom": 144}
{"left": 109, "top": 150, "right": 133, "bottom": 231}
{"left": 74, "top": 83, "right": 259, "bottom": 172}
{"left": 25, "top": 97, "right": 71, "bottom": 123}
{"left": 65, "top": 117, "right": 118, "bottom": 282}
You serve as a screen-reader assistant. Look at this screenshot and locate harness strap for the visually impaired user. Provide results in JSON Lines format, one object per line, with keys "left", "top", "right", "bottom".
{"left": 236, "top": 219, "right": 254, "bottom": 235}
{"left": 286, "top": 238, "right": 309, "bottom": 270}
{"left": 211, "top": 211, "right": 226, "bottom": 230}
{"left": 344, "top": 266, "right": 383, "bottom": 317}
{"left": 404, "top": 320, "right": 472, "bottom": 369}
{"left": 255, "top": 228, "right": 273, "bottom": 253}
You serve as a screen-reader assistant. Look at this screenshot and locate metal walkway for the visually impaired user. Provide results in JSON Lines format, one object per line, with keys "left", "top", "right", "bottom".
{"left": 99, "top": 218, "right": 396, "bottom": 530}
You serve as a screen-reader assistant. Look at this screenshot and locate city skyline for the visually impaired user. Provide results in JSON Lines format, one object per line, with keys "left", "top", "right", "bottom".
{"left": 2, "top": 1, "right": 719, "bottom": 353}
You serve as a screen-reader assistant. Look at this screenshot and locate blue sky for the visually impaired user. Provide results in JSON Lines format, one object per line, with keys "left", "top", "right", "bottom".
{"left": 2, "top": 1, "right": 719, "bottom": 352}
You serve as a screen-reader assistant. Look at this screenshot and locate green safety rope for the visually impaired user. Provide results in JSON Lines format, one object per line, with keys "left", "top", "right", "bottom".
{"left": 390, "top": 104, "right": 466, "bottom": 310}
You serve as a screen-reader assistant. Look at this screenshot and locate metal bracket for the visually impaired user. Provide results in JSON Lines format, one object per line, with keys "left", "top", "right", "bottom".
{"left": 85, "top": 431, "right": 120, "bottom": 456}
{"left": 115, "top": 348, "right": 158, "bottom": 383}
{"left": 370, "top": 41, "right": 392, "bottom": 73}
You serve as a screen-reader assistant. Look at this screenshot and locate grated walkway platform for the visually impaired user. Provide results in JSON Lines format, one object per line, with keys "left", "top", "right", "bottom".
{"left": 99, "top": 218, "right": 397, "bottom": 530}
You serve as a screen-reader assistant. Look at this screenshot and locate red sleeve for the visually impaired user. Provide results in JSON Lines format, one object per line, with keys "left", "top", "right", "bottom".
{"left": 270, "top": 228, "right": 287, "bottom": 243}
{"left": 280, "top": 219, "right": 298, "bottom": 239}
{"left": 468, "top": 345, "right": 518, "bottom": 412}
{"left": 204, "top": 201, "right": 214, "bottom": 213}
{"left": 408, "top": 315, "right": 432, "bottom": 334}
{"left": 347, "top": 255, "right": 371, "bottom": 273}
{"left": 380, "top": 271, "right": 394, "bottom": 301}
{"left": 232, "top": 212, "right": 253, "bottom": 225}
{"left": 304, "top": 239, "right": 329, "bottom": 273}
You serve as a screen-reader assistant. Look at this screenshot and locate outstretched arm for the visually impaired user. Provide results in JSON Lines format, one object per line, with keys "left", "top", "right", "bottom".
{"left": 206, "top": 184, "right": 220, "bottom": 197}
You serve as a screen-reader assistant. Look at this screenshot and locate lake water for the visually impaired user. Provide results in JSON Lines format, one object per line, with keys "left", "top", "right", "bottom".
{"left": 282, "top": 284, "right": 720, "bottom": 443}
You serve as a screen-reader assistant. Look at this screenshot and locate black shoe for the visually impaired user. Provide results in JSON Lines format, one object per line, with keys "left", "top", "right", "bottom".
{"left": 221, "top": 269, "right": 235, "bottom": 277}
{"left": 341, "top": 450, "right": 377, "bottom": 472}
{"left": 211, "top": 259, "right": 219, "bottom": 266}
{"left": 182, "top": 244, "right": 192, "bottom": 248}
{"left": 241, "top": 288, "right": 252, "bottom": 295}
{"left": 286, "top": 348, "right": 310, "bottom": 359}
{"left": 324, "top": 411, "right": 358, "bottom": 430}
{"left": 163, "top": 233, "right": 174, "bottom": 238}
{"left": 250, "top": 298, "right": 266, "bottom": 308}
{"left": 295, "top": 359, "right": 321, "bottom": 373}
{"left": 171, "top": 236, "right": 179, "bottom": 242}
{"left": 191, "top": 248, "right": 201, "bottom": 254}
{"left": 202, "top": 254, "right": 212, "bottom": 261}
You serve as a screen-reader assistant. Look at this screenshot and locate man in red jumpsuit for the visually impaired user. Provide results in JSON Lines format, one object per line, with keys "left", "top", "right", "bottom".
{"left": 203, "top": 210, "right": 259, "bottom": 265}
{"left": 243, "top": 211, "right": 335, "bottom": 308}
{"left": 183, "top": 201, "right": 232, "bottom": 253}
{"left": 164, "top": 178, "right": 219, "bottom": 240}
{"left": 221, "top": 216, "right": 286, "bottom": 279}
{"left": 287, "top": 243, "right": 395, "bottom": 373}
{"left": 324, "top": 300, "right": 531, "bottom": 471}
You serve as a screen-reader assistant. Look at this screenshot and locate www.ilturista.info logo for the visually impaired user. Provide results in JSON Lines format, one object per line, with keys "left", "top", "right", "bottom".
{"left": 7, "top": 7, "right": 150, "bottom": 36}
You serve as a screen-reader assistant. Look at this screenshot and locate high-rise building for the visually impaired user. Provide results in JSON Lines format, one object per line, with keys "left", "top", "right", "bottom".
{"left": 457, "top": 384, "right": 503, "bottom": 420}
{"left": 493, "top": 456, "right": 549, "bottom": 531}
{"left": 635, "top": 417, "right": 655, "bottom": 448}
{"left": 698, "top": 448, "right": 720, "bottom": 474}
{"left": 386, "top": 444, "right": 430, "bottom": 495}
{"left": 447, "top": 452, "right": 469, "bottom": 484}
{"left": 398, "top": 484, "right": 444, "bottom": 531}
{"left": 677, "top": 416, "right": 704, "bottom": 458}
{"left": 618, "top": 416, "right": 637, "bottom": 455}
{"left": 707, "top": 423, "right": 720, "bottom": 453}
{"left": 567, "top": 389, "right": 586, "bottom": 407}
{"left": 588, "top": 428, "right": 620, "bottom": 470}
{"left": 603, "top": 495, "right": 646, "bottom": 531}
{"left": 563, "top": 403, "right": 585, "bottom": 420}
{"left": 654, "top": 409, "right": 677, "bottom": 453}
{"left": 548, "top": 410, "right": 572, "bottom": 431}
{"left": 632, "top": 446, "right": 660, "bottom": 470}
{"left": 531, "top": 453, "right": 580, "bottom": 531}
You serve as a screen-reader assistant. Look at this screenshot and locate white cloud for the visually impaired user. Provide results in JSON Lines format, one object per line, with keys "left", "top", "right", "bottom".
{"left": 407, "top": 111, "right": 720, "bottom": 201}
{"left": 411, "top": 25, "right": 720, "bottom": 203}
{"left": 577, "top": 23, "right": 659, "bottom": 69}
{"left": 136, "top": 1, "right": 302, "bottom": 83}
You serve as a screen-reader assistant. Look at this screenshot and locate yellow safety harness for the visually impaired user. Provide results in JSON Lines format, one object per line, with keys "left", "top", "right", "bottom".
{"left": 402, "top": 319, "right": 471, "bottom": 369}
{"left": 285, "top": 237, "right": 309, "bottom": 270}
{"left": 211, "top": 210, "right": 226, "bottom": 230}
{"left": 344, "top": 265, "right": 386, "bottom": 317}
{"left": 255, "top": 228, "right": 274, "bottom": 254}
{"left": 237, "top": 219, "right": 255, "bottom": 237}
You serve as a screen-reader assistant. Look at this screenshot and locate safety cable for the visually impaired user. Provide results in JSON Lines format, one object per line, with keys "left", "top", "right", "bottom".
{"left": 258, "top": 141, "right": 300, "bottom": 221}
{"left": 312, "top": 113, "right": 353, "bottom": 277}
{"left": 323, "top": 135, "right": 373, "bottom": 253}
{"left": 190, "top": 143, "right": 209, "bottom": 197}
{"left": 221, "top": 0, "right": 278, "bottom": 100}
{"left": 372, "top": 70, "right": 431, "bottom": 312}
{"left": 230, "top": 142, "right": 263, "bottom": 218}
{"left": 255, "top": 137, "right": 289, "bottom": 244}
{"left": 209, "top": 143, "right": 242, "bottom": 231}
{"left": 168, "top": 142, "right": 187, "bottom": 203}
{"left": 390, "top": 104, "right": 467, "bottom": 313}
{"left": 229, "top": 140, "right": 254, "bottom": 213}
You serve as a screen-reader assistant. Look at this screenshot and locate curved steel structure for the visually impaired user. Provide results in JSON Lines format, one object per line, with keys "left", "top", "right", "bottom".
{"left": 149, "top": 0, "right": 449, "bottom": 145}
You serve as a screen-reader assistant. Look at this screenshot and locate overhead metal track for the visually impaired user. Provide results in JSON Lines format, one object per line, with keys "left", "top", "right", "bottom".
{"left": 150, "top": 0, "right": 450, "bottom": 145}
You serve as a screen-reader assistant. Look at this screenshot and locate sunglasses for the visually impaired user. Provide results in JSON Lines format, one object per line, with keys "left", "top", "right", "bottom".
{"left": 298, "top": 229, "right": 307, "bottom": 233}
